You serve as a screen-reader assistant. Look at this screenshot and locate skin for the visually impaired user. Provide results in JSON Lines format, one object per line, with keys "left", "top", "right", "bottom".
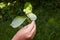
{"left": 12, "top": 21, "right": 36, "bottom": 40}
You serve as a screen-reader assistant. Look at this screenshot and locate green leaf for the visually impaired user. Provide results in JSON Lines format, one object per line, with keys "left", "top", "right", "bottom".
{"left": 10, "top": 16, "right": 27, "bottom": 28}
{"left": 23, "top": 2, "right": 32, "bottom": 14}
{"left": 27, "top": 13, "right": 37, "bottom": 21}
{"left": 0, "top": 2, "right": 6, "bottom": 8}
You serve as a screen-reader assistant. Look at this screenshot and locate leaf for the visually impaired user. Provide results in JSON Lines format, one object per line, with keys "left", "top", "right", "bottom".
{"left": 0, "top": 2, "right": 6, "bottom": 8}
{"left": 27, "top": 13, "right": 37, "bottom": 21}
{"left": 10, "top": 16, "right": 27, "bottom": 28}
{"left": 23, "top": 2, "right": 32, "bottom": 14}
{"left": 24, "top": 2, "right": 32, "bottom": 10}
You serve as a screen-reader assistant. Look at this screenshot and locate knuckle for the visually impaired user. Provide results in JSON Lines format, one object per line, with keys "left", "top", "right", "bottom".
{"left": 26, "top": 34, "right": 32, "bottom": 38}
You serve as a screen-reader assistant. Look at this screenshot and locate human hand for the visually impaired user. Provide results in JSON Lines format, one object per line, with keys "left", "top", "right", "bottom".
{"left": 12, "top": 21, "right": 36, "bottom": 40}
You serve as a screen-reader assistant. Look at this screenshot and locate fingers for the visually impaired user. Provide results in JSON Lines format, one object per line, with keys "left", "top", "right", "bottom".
{"left": 25, "top": 21, "right": 35, "bottom": 32}
{"left": 26, "top": 22, "right": 36, "bottom": 39}
{"left": 20, "top": 21, "right": 35, "bottom": 30}
{"left": 30, "top": 23, "right": 36, "bottom": 39}
{"left": 21, "top": 24, "right": 30, "bottom": 30}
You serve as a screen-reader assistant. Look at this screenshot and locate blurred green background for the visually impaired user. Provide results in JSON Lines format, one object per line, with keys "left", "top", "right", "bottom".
{"left": 0, "top": 0, "right": 60, "bottom": 40}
